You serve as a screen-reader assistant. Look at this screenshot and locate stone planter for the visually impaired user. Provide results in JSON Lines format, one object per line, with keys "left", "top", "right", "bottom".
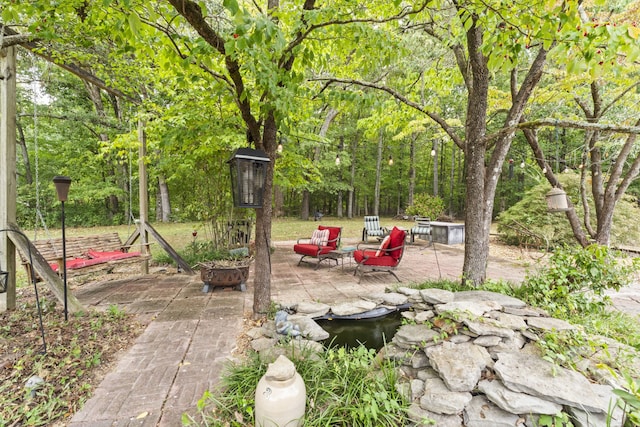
{"left": 199, "top": 260, "right": 251, "bottom": 292}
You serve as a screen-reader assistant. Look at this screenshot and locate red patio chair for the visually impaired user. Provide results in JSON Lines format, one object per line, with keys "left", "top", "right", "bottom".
{"left": 353, "top": 226, "right": 407, "bottom": 282}
{"left": 293, "top": 225, "right": 342, "bottom": 269}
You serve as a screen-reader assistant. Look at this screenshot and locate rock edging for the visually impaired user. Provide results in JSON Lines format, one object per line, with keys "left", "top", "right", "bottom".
{"left": 245, "top": 288, "right": 638, "bottom": 427}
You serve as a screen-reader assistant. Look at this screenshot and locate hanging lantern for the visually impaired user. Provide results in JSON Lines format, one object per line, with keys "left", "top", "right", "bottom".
{"left": 0, "top": 268, "right": 7, "bottom": 293}
{"left": 228, "top": 147, "right": 271, "bottom": 208}
{"left": 546, "top": 187, "right": 569, "bottom": 212}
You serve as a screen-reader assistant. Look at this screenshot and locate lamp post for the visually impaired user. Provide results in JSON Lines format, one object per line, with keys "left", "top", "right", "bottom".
{"left": 53, "top": 176, "right": 71, "bottom": 321}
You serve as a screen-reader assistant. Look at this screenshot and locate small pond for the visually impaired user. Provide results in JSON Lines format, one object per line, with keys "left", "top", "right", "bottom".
{"left": 315, "top": 310, "right": 405, "bottom": 351}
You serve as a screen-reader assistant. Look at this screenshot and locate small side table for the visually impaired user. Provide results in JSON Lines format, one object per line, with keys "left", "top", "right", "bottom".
{"left": 328, "top": 246, "right": 357, "bottom": 271}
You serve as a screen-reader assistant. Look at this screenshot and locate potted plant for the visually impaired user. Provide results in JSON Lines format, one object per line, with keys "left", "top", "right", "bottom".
{"left": 178, "top": 221, "right": 254, "bottom": 292}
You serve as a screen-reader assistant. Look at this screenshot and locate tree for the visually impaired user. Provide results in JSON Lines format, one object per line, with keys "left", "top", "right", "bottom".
{"left": 318, "top": 0, "right": 639, "bottom": 285}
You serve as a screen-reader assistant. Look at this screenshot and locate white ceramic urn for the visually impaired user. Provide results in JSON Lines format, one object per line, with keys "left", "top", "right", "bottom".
{"left": 254, "top": 355, "right": 306, "bottom": 427}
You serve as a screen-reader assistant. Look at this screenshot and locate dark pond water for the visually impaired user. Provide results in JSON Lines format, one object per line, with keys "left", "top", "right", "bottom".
{"left": 315, "top": 311, "right": 405, "bottom": 350}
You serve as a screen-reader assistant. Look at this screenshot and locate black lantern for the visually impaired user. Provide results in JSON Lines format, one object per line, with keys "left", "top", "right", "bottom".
{"left": 0, "top": 268, "right": 7, "bottom": 293}
{"left": 228, "top": 148, "right": 270, "bottom": 208}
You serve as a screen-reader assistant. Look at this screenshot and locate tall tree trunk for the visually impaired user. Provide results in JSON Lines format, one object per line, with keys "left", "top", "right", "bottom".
{"left": 157, "top": 175, "right": 171, "bottom": 222}
{"left": 16, "top": 119, "right": 32, "bottom": 184}
{"left": 252, "top": 115, "right": 277, "bottom": 318}
{"left": 408, "top": 133, "right": 416, "bottom": 208}
{"left": 301, "top": 190, "right": 310, "bottom": 220}
{"left": 461, "top": 19, "right": 549, "bottom": 285}
{"left": 84, "top": 81, "right": 123, "bottom": 220}
{"left": 348, "top": 132, "right": 358, "bottom": 219}
{"left": 274, "top": 185, "right": 284, "bottom": 217}
{"left": 374, "top": 128, "right": 383, "bottom": 216}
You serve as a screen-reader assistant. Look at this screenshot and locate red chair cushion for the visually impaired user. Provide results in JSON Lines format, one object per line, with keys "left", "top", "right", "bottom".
{"left": 294, "top": 244, "right": 333, "bottom": 257}
{"left": 353, "top": 250, "right": 398, "bottom": 267}
{"left": 318, "top": 226, "right": 341, "bottom": 249}
{"left": 50, "top": 257, "right": 108, "bottom": 272}
{"left": 388, "top": 227, "right": 406, "bottom": 260}
{"left": 87, "top": 249, "right": 142, "bottom": 261}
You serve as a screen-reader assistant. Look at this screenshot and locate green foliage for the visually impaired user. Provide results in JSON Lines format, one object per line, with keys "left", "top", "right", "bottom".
{"left": 184, "top": 345, "right": 409, "bottom": 426}
{"left": 613, "top": 374, "right": 640, "bottom": 426}
{"left": 155, "top": 240, "right": 248, "bottom": 268}
{"left": 405, "top": 193, "right": 445, "bottom": 220}
{"left": 497, "top": 174, "right": 640, "bottom": 248}
{"left": 518, "top": 244, "right": 640, "bottom": 317}
{"left": 535, "top": 412, "right": 574, "bottom": 427}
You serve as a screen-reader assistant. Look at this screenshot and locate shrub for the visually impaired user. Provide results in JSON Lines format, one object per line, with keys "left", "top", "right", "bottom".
{"left": 406, "top": 194, "right": 445, "bottom": 220}
{"left": 516, "top": 244, "right": 640, "bottom": 317}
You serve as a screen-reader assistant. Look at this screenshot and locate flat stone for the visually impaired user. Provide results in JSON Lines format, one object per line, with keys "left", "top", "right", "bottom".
{"left": 251, "top": 337, "right": 277, "bottom": 352}
{"left": 463, "top": 318, "right": 515, "bottom": 339}
{"left": 463, "top": 395, "right": 526, "bottom": 427}
{"left": 288, "top": 315, "right": 330, "bottom": 341}
{"left": 415, "top": 310, "right": 435, "bottom": 323}
{"left": 493, "top": 352, "right": 602, "bottom": 413}
{"left": 454, "top": 290, "right": 526, "bottom": 308}
{"left": 407, "top": 403, "right": 464, "bottom": 427}
{"left": 419, "top": 377, "right": 472, "bottom": 415}
{"left": 435, "top": 300, "right": 502, "bottom": 317}
{"left": 487, "top": 312, "right": 528, "bottom": 330}
{"left": 397, "top": 287, "right": 421, "bottom": 297}
{"left": 411, "top": 379, "right": 425, "bottom": 401}
{"left": 426, "top": 342, "right": 490, "bottom": 392}
{"left": 330, "top": 300, "right": 377, "bottom": 316}
{"left": 525, "top": 316, "right": 576, "bottom": 331}
{"left": 473, "top": 335, "right": 502, "bottom": 347}
{"left": 393, "top": 324, "right": 441, "bottom": 349}
{"left": 477, "top": 379, "right": 562, "bottom": 415}
{"left": 503, "top": 306, "right": 548, "bottom": 317}
{"left": 379, "top": 291, "right": 409, "bottom": 306}
{"left": 296, "top": 301, "right": 330, "bottom": 316}
{"left": 407, "top": 403, "right": 463, "bottom": 427}
{"left": 420, "top": 288, "right": 455, "bottom": 304}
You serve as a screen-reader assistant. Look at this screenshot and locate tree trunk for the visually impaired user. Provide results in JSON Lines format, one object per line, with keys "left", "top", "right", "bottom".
{"left": 274, "top": 185, "right": 284, "bottom": 217}
{"left": 374, "top": 128, "right": 383, "bottom": 216}
{"left": 252, "top": 117, "right": 277, "bottom": 318}
{"left": 157, "top": 175, "right": 171, "bottom": 222}
{"left": 16, "top": 120, "right": 33, "bottom": 184}
{"left": 301, "top": 190, "right": 310, "bottom": 220}
{"left": 461, "top": 20, "right": 491, "bottom": 286}
{"left": 408, "top": 133, "right": 416, "bottom": 208}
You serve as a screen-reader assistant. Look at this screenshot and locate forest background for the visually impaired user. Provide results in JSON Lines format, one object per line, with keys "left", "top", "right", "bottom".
{"left": 2, "top": 0, "right": 640, "bottom": 316}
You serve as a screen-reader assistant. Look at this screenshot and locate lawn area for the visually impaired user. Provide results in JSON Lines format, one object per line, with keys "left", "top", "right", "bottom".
{"left": 23, "top": 216, "right": 412, "bottom": 253}
{"left": 11, "top": 216, "right": 415, "bottom": 285}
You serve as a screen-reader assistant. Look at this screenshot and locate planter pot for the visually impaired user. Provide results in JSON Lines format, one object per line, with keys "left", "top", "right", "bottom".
{"left": 199, "top": 260, "right": 250, "bottom": 293}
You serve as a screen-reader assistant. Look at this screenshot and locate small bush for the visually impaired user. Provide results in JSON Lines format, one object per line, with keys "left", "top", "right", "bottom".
{"left": 517, "top": 244, "right": 640, "bottom": 317}
{"left": 406, "top": 194, "right": 445, "bottom": 220}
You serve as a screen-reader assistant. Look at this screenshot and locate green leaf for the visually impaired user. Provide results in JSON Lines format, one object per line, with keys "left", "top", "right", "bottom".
{"left": 223, "top": 0, "right": 239, "bottom": 15}
{"left": 128, "top": 12, "right": 141, "bottom": 37}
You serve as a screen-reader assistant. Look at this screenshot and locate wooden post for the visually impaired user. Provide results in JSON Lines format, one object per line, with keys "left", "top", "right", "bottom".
{"left": 1, "top": 47, "right": 17, "bottom": 311}
{"left": 138, "top": 120, "right": 149, "bottom": 274}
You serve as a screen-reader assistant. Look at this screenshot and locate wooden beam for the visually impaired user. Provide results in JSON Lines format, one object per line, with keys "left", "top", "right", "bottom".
{"left": 6, "top": 223, "right": 84, "bottom": 313}
{"left": 1, "top": 46, "right": 17, "bottom": 311}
